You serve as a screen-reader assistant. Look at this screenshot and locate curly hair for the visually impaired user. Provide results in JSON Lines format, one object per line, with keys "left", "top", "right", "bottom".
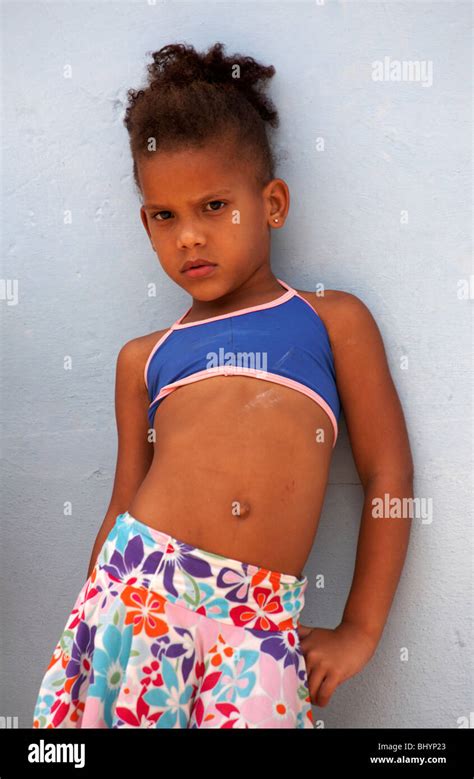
{"left": 123, "top": 42, "right": 280, "bottom": 197}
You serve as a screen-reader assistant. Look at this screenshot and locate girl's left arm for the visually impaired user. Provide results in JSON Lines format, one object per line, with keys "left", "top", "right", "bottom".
{"left": 329, "top": 291, "right": 415, "bottom": 647}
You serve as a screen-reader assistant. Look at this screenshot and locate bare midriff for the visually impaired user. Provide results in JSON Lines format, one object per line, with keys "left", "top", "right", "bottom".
{"left": 127, "top": 374, "right": 335, "bottom": 578}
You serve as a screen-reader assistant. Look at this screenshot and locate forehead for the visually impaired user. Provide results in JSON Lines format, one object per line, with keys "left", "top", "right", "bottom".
{"left": 137, "top": 143, "right": 254, "bottom": 202}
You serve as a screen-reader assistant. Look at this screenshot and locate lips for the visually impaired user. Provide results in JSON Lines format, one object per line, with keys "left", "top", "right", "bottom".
{"left": 181, "top": 259, "right": 216, "bottom": 272}
{"left": 182, "top": 263, "right": 217, "bottom": 279}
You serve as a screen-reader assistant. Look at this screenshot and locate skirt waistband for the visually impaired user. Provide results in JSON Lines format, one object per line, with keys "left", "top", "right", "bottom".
{"left": 96, "top": 511, "right": 308, "bottom": 632}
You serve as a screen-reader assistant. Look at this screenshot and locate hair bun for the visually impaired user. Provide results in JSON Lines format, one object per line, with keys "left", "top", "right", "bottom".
{"left": 146, "top": 42, "right": 278, "bottom": 125}
{"left": 147, "top": 42, "right": 230, "bottom": 88}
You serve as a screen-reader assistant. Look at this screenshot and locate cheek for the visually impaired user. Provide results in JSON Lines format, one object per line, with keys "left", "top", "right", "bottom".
{"left": 148, "top": 225, "right": 174, "bottom": 251}
{"left": 228, "top": 212, "right": 264, "bottom": 243}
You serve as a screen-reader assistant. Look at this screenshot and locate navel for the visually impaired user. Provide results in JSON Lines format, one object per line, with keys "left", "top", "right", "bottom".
{"left": 231, "top": 500, "right": 251, "bottom": 518}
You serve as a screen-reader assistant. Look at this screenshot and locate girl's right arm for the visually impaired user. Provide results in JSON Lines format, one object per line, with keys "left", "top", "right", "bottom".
{"left": 86, "top": 336, "right": 155, "bottom": 578}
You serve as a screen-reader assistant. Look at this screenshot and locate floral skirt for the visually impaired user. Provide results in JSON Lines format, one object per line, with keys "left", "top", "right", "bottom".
{"left": 33, "top": 511, "right": 314, "bottom": 729}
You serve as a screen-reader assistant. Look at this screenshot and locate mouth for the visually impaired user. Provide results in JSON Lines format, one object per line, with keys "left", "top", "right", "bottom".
{"left": 181, "top": 260, "right": 217, "bottom": 278}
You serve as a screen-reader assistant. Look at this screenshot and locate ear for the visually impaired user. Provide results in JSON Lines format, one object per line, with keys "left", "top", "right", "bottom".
{"left": 140, "top": 205, "right": 153, "bottom": 245}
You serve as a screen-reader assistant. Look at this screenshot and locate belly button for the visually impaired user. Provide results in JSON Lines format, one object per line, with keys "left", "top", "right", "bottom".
{"left": 231, "top": 500, "right": 251, "bottom": 518}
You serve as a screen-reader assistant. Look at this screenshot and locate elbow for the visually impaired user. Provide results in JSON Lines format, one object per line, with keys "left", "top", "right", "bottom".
{"left": 362, "top": 466, "right": 414, "bottom": 492}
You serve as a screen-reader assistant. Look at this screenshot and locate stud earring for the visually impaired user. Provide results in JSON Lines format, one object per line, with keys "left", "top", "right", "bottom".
{"left": 273, "top": 218, "right": 279, "bottom": 223}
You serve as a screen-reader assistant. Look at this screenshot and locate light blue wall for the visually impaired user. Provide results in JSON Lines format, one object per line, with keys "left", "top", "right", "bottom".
{"left": 2, "top": 1, "right": 471, "bottom": 729}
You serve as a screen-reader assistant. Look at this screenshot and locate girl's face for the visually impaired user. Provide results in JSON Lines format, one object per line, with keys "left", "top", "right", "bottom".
{"left": 138, "top": 142, "right": 289, "bottom": 300}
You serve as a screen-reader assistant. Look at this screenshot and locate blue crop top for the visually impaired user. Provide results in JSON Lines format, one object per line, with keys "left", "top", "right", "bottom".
{"left": 144, "top": 278, "right": 341, "bottom": 447}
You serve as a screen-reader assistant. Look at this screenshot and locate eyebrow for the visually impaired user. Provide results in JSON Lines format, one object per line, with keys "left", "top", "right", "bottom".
{"left": 143, "top": 189, "right": 233, "bottom": 210}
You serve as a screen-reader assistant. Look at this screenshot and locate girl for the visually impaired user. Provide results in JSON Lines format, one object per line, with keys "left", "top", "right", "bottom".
{"left": 33, "top": 42, "right": 414, "bottom": 729}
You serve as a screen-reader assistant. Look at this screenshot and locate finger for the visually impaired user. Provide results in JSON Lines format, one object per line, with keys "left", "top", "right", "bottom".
{"left": 297, "top": 623, "right": 313, "bottom": 646}
{"left": 307, "top": 665, "right": 327, "bottom": 706}
{"left": 299, "top": 633, "right": 316, "bottom": 656}
{"left": 314, "top": 673, "right": 338, "bottom": 707}
{"left": 297, "top": 622, "right": 312, "bottom": 637}
{"left": 299, "top": 636, "right": 311, "bottom": 654}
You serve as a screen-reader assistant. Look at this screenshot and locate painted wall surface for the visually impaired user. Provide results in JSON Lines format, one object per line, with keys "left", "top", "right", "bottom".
{"left": 1, "top": 1, "right": 472, "bottom": 729}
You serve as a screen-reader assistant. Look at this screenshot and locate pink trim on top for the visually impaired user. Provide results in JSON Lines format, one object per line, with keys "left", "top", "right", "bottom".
{"left": 292, "top": 290, "right": 323, "bottom": 318}
{"left": 171, "top": 278, "right": 296, "bottom": 329}
{"left": 143, "top": 327, "right": 174, "bottom": 390}
{"left": 149, "top": 367, "right": 339, "bottom": 448}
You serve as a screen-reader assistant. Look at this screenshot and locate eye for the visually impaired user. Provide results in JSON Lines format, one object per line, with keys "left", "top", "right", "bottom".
{"left": 205, "top": 200, "right": 226, "bottom": 212}
{"left": 151, "top": 201, "right": 226, "bottom": 221}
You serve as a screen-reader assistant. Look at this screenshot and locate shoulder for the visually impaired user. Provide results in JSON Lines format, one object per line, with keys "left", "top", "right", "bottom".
{"left": 296, "top": 287, "right": 372, "bottom": 319}
{"left": 117, "top": 327, "right": 170, "bottom": 387}
{"left": 118, "top": 328, "right": 170, "bottom": 360}
{"left": 296, "top": 288, "right": 381, "bottom": 347}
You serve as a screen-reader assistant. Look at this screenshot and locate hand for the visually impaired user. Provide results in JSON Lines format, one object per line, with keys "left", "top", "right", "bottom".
{"left": 296, "top": 621, "right": 378, "bottom": 707}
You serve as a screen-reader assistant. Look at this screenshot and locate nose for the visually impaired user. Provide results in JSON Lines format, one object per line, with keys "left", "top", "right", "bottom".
{"left": 177, "top": 223, "right": 206, "bottom": 251}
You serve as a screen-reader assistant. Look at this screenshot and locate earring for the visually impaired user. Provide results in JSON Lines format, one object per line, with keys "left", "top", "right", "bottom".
{"left": 273, "top": 218, "right": 279, "bottom": 223}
